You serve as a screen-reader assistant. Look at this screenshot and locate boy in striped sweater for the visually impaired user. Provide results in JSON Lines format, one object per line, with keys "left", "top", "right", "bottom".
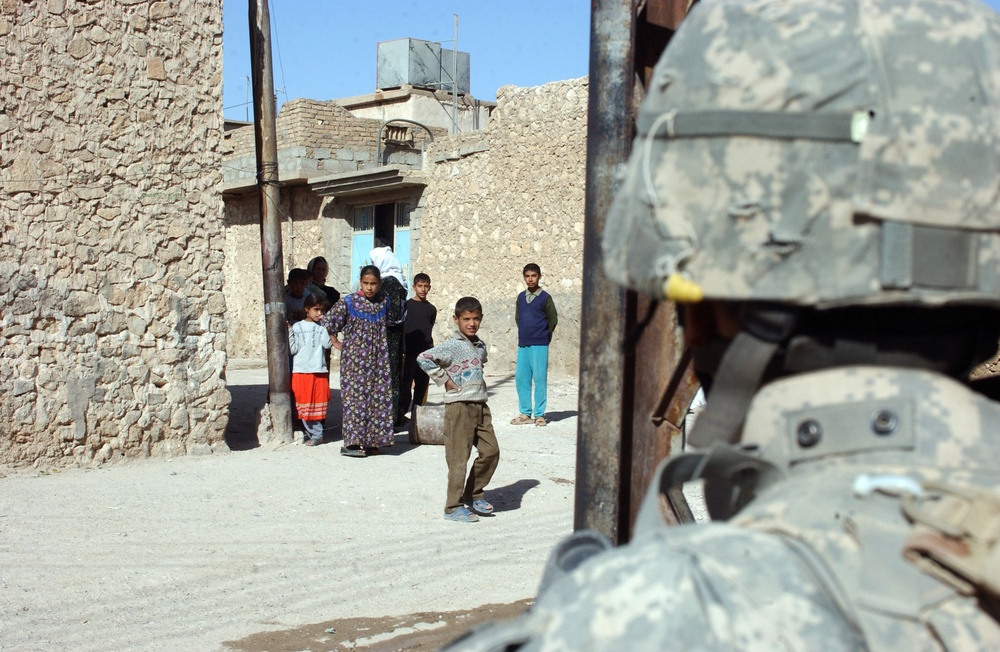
{"left": 417, "top": 297, "right": 500, "bottom": 523}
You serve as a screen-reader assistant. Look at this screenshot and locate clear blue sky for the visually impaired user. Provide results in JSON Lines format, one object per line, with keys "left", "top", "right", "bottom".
{"left": 222, "top": 0, "right": 591, "bottom": 121}
{"left": 223, "top": 0, "right": 1000, "bottom": 122}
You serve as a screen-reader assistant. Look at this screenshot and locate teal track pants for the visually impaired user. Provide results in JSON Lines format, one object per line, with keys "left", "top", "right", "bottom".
{"left": 515, "top": 345, "right": 548, "bottom": 418}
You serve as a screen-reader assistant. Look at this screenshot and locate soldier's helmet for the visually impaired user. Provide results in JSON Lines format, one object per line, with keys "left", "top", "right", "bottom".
{"left": 604, "top": 0, "right": 1000, "bottom": 309}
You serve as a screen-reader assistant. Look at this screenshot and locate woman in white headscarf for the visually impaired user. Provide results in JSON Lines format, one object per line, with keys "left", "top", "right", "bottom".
{"left": 369, "top": 246, "right": 409, "bottom": 426}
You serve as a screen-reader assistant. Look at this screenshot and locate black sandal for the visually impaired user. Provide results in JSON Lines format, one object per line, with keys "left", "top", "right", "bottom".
{"left": 340, "top": 445, "right": 366, "bottom": 458}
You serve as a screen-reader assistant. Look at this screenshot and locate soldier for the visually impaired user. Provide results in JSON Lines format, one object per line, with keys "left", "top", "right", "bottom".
{"left": 446, "top": 0, "right": 1000, "bottom": 648}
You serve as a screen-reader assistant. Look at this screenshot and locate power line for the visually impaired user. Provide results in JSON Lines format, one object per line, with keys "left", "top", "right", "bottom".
{"left": 271, "top": 1, "right": 288, "bottom": 109}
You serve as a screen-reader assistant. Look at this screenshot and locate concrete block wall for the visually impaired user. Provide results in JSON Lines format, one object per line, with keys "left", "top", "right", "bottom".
{"left": 223, "top": 99, "right": 449, "bottom": 187}
{"left": 0, "top": 0, "right": 228, "bottom": 467}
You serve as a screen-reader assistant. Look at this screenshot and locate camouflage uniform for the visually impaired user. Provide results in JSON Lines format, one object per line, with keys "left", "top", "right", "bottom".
{"left": 447, "top": 0, "right": 1000, "bottom": 649}
{"left": 451, "top": 367, "right": 1000, "bottom": 650}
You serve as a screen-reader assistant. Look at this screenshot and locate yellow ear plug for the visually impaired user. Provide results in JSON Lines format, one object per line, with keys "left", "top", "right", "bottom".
{"left": 663, "top": 274, "right": 704, "bottom": 303}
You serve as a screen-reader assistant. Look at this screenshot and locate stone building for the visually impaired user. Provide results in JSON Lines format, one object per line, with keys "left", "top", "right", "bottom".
{"left": 0, "top": 0, "right": 228, "bottom": 466}
{"left": 416, "top": 79, "right": 588, "bottom": 376}
{"left": 222, "top": 78, "right": 588, "bottom": 376}
{"left": 222, "top": 93, "right": 456, "bottom": 359}
{"left": 0, "top": 0, "right": 587, "bottom": 468}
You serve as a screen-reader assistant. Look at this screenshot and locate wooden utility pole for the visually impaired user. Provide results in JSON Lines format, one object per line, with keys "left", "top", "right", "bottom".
{"left": 249, "top": 0, "right": 293, "bottom": 442}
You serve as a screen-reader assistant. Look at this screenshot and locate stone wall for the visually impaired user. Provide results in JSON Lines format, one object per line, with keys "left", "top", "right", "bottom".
{"left": 416, "top": 78, "right": 588, "bottom": 376}
{"left": 0, "top": 0, "right": 228, "bottom": 467}
{"left": 223, "top": 186, "right": 331, "bottom": 359}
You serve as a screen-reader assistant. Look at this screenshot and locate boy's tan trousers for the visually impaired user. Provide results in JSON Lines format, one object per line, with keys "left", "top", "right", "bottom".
{"left": 443, "top": 401, "right": 500, "bottom": 513}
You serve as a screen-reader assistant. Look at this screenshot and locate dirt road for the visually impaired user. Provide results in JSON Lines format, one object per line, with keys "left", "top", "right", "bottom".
{"left": 0, "top": 362, "right": 579, "bottom": 651}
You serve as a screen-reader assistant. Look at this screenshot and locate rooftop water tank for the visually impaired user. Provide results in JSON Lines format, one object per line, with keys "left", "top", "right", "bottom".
{"left": 376, "top": 38, "right": 470, "bottom": 94}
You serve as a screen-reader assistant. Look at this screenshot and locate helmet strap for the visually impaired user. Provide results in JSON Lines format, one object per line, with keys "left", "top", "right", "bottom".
{"left": 688, "top": 306, "right": 798, "bottom": 448}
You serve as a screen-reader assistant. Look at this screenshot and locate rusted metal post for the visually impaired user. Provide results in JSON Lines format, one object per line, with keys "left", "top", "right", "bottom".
{"left": 621, "top": 0, "right": 702, "bottom": 532}
{"left": 249, "top": 0, "right": 293, "bottom": 442}
{"left": 579, "top": 0, "right": 700, "bottom": 542}
{"left": 576, "top": 0, "right": 637, "bottom": 543}
{"left": 627, "top": 301, "right": 700, "bottom": 528}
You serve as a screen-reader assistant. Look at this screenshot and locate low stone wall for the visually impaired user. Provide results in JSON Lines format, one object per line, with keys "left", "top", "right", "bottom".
{"left": 0, "top": 0, "right": 228, "bottom": 467}
{"left": 415, "top": 78, "right": 588, "bottom": 376}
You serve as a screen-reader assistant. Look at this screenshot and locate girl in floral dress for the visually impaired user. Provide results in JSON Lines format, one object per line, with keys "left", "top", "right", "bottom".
{"left": 321, "top": 265, "right": 394, "bottom": 457}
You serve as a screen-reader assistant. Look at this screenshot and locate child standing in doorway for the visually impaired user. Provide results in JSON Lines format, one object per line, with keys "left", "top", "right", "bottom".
{"left": 289, "top": 294, "right": 332, "bottom": 446}
{"left": 511, "top": 263, "right": 558, "bottom": 427}
{"left": 418, "top": 297, "right": 500, "bottom": 523}
{"left": 400, "top": 273, "right": 437, "bottom": 423}
{"left": 321, "top": 265, "right": 394, "bottom": 457}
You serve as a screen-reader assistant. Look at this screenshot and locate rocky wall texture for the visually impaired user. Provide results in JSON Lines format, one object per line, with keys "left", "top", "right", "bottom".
{"left": 222, "top": 187, "right": 329, "bottom": 359}
{"left": 416, "top": 78, "right": 588, "bottom": 376}
{"left": 0, "top": 0, "right": 228, "bottom": 467}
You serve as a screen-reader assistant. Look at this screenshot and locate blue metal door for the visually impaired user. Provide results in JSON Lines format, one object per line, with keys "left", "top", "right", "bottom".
{"left": 350, "top": 207, "right": 374, "bottom": 291}
{"left": 394, "top": 204, "right": 412, "bottom": 294}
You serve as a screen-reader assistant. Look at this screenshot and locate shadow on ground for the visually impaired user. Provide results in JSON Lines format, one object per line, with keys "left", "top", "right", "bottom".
{"left": 486, "top": 373, "right": 516, "bottom": 398}
{"left": 541, "top": 409, "right": 577, "bottom": 423}
{"left": 487, "top": 478, "right": 541, "bottom": 514}
{"left": 225, "top": 385, "right": 343, "bottom": 452}
{"left": 224, "top": 383, "right": 267, "bottom": 451}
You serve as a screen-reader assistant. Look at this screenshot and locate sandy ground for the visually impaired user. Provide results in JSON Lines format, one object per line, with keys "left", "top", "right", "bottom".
{"left": 0, "top": 362, "right": 579, "bottom": 651}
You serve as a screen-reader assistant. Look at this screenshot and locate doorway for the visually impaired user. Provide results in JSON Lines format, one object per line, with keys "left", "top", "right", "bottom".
{"left": 350, "top": 202, "right": 412, "bottom": 289}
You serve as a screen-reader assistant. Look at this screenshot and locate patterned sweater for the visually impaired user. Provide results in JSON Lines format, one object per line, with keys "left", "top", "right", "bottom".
{"left": 417, "top": 331, "right": 489, "bottom": 404}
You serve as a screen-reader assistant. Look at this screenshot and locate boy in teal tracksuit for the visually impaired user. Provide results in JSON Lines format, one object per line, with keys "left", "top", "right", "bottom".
{"left": 510, "top": 263, "right": 557, "bottom": 427}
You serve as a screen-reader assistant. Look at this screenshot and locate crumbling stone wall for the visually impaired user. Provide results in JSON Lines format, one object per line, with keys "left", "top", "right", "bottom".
{"left": 0, "top": 0, "right": 228, "bottom": 467}
{"left": 416, "top": 78, "right": 588, "bottom": 376}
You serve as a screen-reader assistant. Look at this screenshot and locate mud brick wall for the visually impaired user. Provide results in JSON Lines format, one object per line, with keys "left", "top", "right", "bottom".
{"left": 223, "top": 99, "right": 447, "bottom": 187}
{"left": 0, "top": 0, "right": 228, "bottom": 467}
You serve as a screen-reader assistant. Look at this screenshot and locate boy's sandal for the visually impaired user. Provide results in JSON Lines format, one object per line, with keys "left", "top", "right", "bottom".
{"left": 471, "top": 499, "right": 494, "bottom": 516}
{"left": 444, "top": 506, "right": 479, "bottom": 523}
{"left": 340, "top": 445, "right": 366, "bottom": 458}
{"left": 535, "top": 417, "right": 548, "bottom": 427}
{"left": 510, "top": 414, "right": 533, "bottom": 425}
